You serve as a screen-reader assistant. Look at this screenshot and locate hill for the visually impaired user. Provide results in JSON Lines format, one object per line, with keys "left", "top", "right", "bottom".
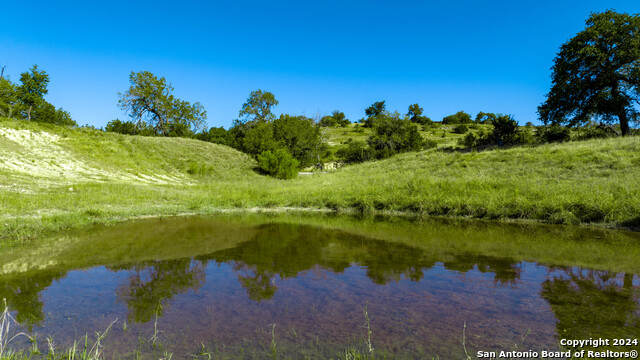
{"left": 1, "top": 117, "right": 639, "bottom": 242}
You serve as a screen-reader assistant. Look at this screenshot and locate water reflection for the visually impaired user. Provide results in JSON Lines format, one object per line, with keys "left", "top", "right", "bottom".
{"left": 0, "top": 270, "right": 64, "bottom": 329}
{"left": 0, "top": 215, "right": 638, "bottom": 357}
{"left": 541, "top": 268, "right": 640, "bottom": 350}
{"left": 444, "top": 255, "right": 523, "bottom": 285}
{"left": 108, "top": 259, "right": 207, "bottom": 323}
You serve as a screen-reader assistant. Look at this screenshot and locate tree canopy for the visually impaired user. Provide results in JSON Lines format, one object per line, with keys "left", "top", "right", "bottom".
{"left": 118, "top": 71, "right": 206, "bottom": 136}
{"left": 475, "top": 112, "right": 497, "bottom": 124}
{"left": 538, "top": 10, "right": 640, "bottom": 136}
{"left": 17, "top": 65, "right": 49, "bottom": 121}
{"left": 0, "top": 65, "right": 75, "bottom": 126}
{"left": 319, "top": 110, "right": 350, "bottom": 127}
{"left": 407, "top": 103, "right": 432, "bottom": 125}
{"left": 442, "top": 111, "right": 472, "bottom": 124}
{"left": 238, "top": 89, "right": 278, "bottom": 123}
{"left": 362, "top": 100, "right": 386, "bottom": 127}
{"left": 367, "top": 113, "right": 424, "bottom": 159}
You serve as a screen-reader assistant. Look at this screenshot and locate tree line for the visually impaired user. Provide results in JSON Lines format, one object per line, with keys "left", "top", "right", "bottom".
{"left": 1, "top": 10, "right": 638, "bottom": 179}
{"left": 0, "top": 65, "right": 75, "bottom": 126}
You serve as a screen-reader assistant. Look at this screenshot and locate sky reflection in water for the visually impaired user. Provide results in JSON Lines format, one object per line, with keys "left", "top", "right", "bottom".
{"left": 1, "top": 215, "right": 638, "bottom": 358}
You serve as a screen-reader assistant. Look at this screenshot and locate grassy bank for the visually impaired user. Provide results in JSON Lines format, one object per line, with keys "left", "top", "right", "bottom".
{"left": 1, "top": 117, "right": 640, "bottom": 243}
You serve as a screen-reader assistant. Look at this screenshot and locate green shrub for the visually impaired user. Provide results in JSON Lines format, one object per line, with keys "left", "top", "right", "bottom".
{"left": 319, "top": 110, "right": 350, "bottom": 127}
{"left": 442, "top": 111, "right": 473, "bottom": 124}
{"left": 537, "top": 125, "right": 571, "bottom": 143}
{"left": 257, "top": 149, "right": 299, "bottom": 179}
{"left": 105, "top": 119, "right": 155, "bottom": 136}
{"left": 491, "top": 115, "right": 519, "bottom": 146}
{"left": 515, "top": 126, "right": 536, "bottom": 145}
{"left": 458, "top": 130, "right": 492, "bottom": 148}
{"left": 195, "top": 126, "right": 229, "bottom": 145}
{"left": 575, "top": 123, "right": 620, "bottom": 140}
{"left": 453, "top": 124, "right": 469, "bottom": 134}
{"left": 368, "top": 114, "right": 423, "bottom": 159}
{"left": 424, "top": 139, "right": 438, "bottom": 149}
{"left": 336, "top": 140, "right": 375, "bottom": 163}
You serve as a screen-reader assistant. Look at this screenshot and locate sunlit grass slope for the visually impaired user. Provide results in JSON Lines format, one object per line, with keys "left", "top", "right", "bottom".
{"left": 1, "top": 117, "right": 639, "bottom": 242}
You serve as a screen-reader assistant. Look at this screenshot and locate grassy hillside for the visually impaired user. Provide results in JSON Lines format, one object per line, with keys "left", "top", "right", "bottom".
{"left": 1, "top": 117, "right": 639, "bottom": 243}
{"left": 321, "top": 122, "right": 483, "bottom": 161}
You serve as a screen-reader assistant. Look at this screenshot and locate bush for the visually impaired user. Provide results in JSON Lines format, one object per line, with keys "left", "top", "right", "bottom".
{"left": 424, "top": 139, "right": 438, "bottom": 149}
{"left": 575, "top": 123, "right": 620, "bottom": 140}
{"left": 368, "top": 114, "right": 424, "bottom": 159}
{"left": 273, "top": 114, "right": 324, "bottom": 167}
{"left": 458, "top": 129, "right": 492, "bottom": 148}
{"left": 453, "top": 124, "right": 469, "bottom": 134}
{"left": 167, "top": 121, "right": 193, "bottom": 137}
{"left": 537, "top": 125, "right": 571, "bottom": 143}
{"left": 195, "top": 126, "right": 229, "bottom": 145}
{"left": 442, "top": 111, "right": 473, "bottom": 125}
{"left": 257, "top": 149, "right": 299, "bottom": 179}
{"left": 30, "top": 101, "right": 77, "bottom": 126}
{"left": 515, "top": 125, "right": 536, "bottom": 145}
{"left": 459, "top": 116, "right": 524, "bottom": 148}
{"left": 491, "top": 115, "right": 519, "bottom": 146}
{"left": 105, "top": 119, "right": 139, "bottom": 135}
{"left": 319, "top": 111, "right": 350, "bottom": 127}
{"left": 336, "top": 140, "right": 375, "bottom": 163}
{"left": 239, "top": 121, "right": 277, "bottom": 155}
{"left": 105, "top": 119, "right": 155, "bottom": 136}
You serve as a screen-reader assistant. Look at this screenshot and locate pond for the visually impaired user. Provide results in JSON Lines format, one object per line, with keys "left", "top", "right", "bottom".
{"left": 0, "top": 213, "right": 639, "bottom": 359}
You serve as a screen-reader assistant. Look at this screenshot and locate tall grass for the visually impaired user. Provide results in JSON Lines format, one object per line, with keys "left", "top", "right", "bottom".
{"left": 1, "top": 117, "right": 640, "bottom": 244}
{"left": 0, "top": 299, "right": 117, "bottom": 360}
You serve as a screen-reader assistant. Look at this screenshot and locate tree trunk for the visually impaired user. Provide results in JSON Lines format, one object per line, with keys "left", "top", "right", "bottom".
{"left": 27, "top": 105, "right": 32, "bottom": 121}
{"left": 619, "top": 111, "right": 629, "bottom": 136}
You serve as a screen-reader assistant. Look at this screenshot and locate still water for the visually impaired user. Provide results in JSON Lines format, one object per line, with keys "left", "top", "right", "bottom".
{"left": 1, "top": 213, "right": 639, "bottom": 359}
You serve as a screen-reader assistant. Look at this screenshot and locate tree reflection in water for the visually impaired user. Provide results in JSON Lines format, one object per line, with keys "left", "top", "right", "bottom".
{"left": 108, "top": 259, "right": 206, "bottom": 323}
{"left": 0, "top": 271, "right": 64, "bottom": 330}
{"left": 6, "top": 220, "right": 635, "bottom": 344}
{"left": 541, "top": 268, "right": 640, "bottom": 350}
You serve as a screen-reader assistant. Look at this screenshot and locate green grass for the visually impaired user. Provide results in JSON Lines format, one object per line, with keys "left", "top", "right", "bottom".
{"left": 1, "top": 116, "right": 640, "bottom": 244}
{"left": 321, "top": 122, "right": 486, "bottom": 161}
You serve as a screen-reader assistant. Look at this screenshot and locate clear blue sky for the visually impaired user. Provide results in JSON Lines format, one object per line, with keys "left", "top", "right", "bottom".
{"left": 1, "top": 1, "right": 638, "bottom": 129}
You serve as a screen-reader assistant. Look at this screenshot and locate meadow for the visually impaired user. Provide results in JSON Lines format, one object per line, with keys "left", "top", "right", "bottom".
{"left": 1, "top": 116, "right": 639, "bottom": 244}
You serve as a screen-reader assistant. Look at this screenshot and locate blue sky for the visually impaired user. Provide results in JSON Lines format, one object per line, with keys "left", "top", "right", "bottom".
{"left": 1, "top": 1, "right": 638, "bottom": 129}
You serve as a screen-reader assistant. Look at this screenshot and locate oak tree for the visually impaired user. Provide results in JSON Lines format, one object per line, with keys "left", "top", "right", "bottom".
{"left": 538, "top": 11, "right": 640, "bottom": 136}
{"left": 118, "top": 71, "right": 206, "bottom": 136}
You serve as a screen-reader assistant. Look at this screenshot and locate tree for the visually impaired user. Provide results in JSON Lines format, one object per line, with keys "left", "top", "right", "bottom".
{"left": 367, "top": 113, "right": 424, "bottom": 159}
{"left": 238, "top": 89, "right": 278, "bottom": 123}
{"left": 17, "top": 65, "right": 49, "bottom": 121}
{"left": 195, "top": 126, "right": 229, "bottom": 145}
{"left": 0, "top": 77, "right": 19, "bottom": 118}
{"left": 491, "top": 115, "right": 519, "bottom": 146}
{"left": 406, "top": 103, "right": 433, "bottom": 125}
{"left": 362, "top": 100, "right": 386, "bottom": 127}
{"left": 118, "top": 71, "right": 206, "bottom": 136}
{"left": 240, "top": 121, "right": 277, "bottom": 155}
{"left": 442, "top": 111, "right": 472, "bottom": 124}
{"left": 273, "top": 114, "right": 324, "bottom": 167}
{"left": 319, "top": 110, "right": 350, "bottom": 127}
{"left": 31, "top": 102, "right": 76, "bottom": 126}
{"left": 538, "top": 11, "right": 640, "bottom": 136}
{"left": 106, "top": 119, "right": 139, "bottom": 135}
{"left": 336, "top": 140, "right": 375, "bottom": 163}
{"left": 365, "top": 101, "right": 386, "bottom": 117}
{"left": 475, "top": 111, "right": 497, "bottom": 124}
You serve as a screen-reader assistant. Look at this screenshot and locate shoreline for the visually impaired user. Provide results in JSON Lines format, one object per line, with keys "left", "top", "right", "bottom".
{"left": 2, "top": 204, "right": 636, "bottom": 247}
